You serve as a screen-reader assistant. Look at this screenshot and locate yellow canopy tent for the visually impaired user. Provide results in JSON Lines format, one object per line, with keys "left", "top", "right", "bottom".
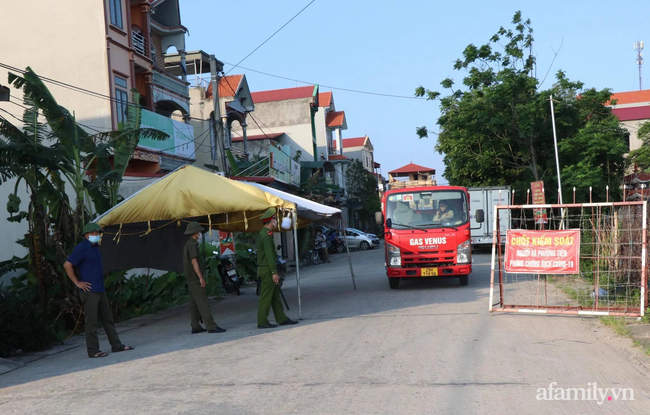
{"left": 97, "top": 165, "right": 295, "bottom": 233}
{"left": 95, "top": 165, "right": 296, "bottom": 274}
{"left": 94, "top": 165, "right": 356, "bottom": 319}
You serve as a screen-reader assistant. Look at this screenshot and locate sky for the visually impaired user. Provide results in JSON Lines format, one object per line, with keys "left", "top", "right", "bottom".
{"left": 181, "top": 0, "right": 650, "bottom": 184}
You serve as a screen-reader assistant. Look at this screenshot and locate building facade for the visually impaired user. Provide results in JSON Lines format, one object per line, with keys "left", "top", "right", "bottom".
{"left": 0, "top": 0, "right": 194, "bottom": 262}
{"left": 609, "top": 89, "right": 650, "bottom": 153}
{"left": 234, "top": 86, "right": 320, "bottom": 162}
{"left": 334, "top": 136, "right": 376, "bottom": 173}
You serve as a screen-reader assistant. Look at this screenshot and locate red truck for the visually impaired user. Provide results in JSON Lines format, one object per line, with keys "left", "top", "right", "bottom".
{"left": 377, "top": 185, "right": 484, "bottom": 289}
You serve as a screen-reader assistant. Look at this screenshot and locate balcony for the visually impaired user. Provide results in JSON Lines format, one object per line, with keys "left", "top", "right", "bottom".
{"left": 152, "top": 70, "right": 190, "bottom": 115}
{"left": 132, "top": 31, "right": 146, "bottom": 56}
{"left": 152, "top": 71, "right": 188, "bottom": 97}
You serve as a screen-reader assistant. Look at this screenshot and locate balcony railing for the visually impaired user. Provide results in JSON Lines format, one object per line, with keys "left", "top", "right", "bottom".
{"left": 238, "top": 157, "right": 271, "bottom": 178}
{"left": 132, "top": 31, "right": 146, "bottom": 56}
{"left": 152, "top": 70, "right": 189, "bottom": 97}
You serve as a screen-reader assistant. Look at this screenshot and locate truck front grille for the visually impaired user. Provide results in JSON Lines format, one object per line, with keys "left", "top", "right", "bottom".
{"left": 402, "top": 250, "right": 455, "bottom": 267}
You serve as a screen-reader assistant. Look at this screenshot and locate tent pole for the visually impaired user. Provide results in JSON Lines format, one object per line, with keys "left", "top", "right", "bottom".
{"left": 292, "top": 210, "right": 302, "bottom": 319}
{"left": 201, "top": 232, "right": 206, "bottom": 275}
{"left": 341, "top": 218, "right": 357, "bottom": 290}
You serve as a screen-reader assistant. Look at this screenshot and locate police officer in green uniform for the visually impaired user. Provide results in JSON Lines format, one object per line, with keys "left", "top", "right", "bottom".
{"left": 183, "top": 222, "right": 226, "bottom": 334}
{"left": 257, "top": 208, "right": 298, "bottom": 329}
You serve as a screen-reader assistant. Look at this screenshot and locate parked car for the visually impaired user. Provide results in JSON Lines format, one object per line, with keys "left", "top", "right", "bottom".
{"left": 347, "top": 228, "right": 380, "bottom": 247}
{"left": 344, "top": 228, "right": 375, "bottom": 250}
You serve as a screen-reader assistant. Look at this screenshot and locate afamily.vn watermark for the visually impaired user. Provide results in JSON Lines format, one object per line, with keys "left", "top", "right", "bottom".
{"left": 536, "top": 382, "right": 635, "bottom": 405}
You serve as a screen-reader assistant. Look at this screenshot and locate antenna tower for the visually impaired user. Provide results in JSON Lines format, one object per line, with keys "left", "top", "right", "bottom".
{"left": 634, "top": 41, "right": 644, "bottom": 90}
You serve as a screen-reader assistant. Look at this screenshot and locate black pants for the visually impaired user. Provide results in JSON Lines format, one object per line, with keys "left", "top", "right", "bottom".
{"left": 79, "top": 292, "right": 123, "bottom": 356}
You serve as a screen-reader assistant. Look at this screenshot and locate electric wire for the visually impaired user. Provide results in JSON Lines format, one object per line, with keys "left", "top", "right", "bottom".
{"left": 223, "top": 62, "right": 426, "bottom": 100}
{"left": 224, "top": 0, "right": 316, "bottom": 75}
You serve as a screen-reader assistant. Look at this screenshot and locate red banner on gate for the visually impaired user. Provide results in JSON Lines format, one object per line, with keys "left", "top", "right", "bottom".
{"left": 505, "top": 230, "right": 580, "bottom": 274}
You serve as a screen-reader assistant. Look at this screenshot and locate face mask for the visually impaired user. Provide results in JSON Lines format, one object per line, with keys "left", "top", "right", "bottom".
{"left": 88, "top": 235, "right": 101, "bottom": 244}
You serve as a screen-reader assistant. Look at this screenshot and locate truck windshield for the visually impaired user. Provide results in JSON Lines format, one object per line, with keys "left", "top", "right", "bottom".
{"left": 386, "top": 190, "right": 468, "bottom": 229}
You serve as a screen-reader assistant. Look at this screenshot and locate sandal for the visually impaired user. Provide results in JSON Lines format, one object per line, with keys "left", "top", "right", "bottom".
{"left": 113, "top": 344, "right": 135, "bottom": 353}
{"left": 90, "top": 351, "right": 108, "bottom": 358}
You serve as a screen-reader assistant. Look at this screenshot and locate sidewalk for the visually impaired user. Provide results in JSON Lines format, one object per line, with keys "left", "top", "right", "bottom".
{"left": 0, "top": 297, "right": 218, "bottom": 375}
{"left": 0, "top": 249, "right": 339, "bottom": 376}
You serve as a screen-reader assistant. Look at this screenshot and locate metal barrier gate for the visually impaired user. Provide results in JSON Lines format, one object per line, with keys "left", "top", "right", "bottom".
{"left": 489, "top": 202, "right": 647, "bottom": 317}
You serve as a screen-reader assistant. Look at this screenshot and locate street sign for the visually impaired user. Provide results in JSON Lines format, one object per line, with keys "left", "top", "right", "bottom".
{"left": 530, "top": 181, "right": 548, "bottom": 224}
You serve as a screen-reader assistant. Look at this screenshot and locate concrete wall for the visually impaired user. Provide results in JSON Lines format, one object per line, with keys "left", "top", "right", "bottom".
{"left": 333, "top": 163, "right": 349, "bottom": 191}
{"left": 621, "top": 119, "right": 647, "bottom": 151}
{"left": 0, "top": 0, "right": 114, "bottom": 263}
{"left": 240, "top": 124, "right": 314, "bottom": 162}
{"left": 232, "top": 98, "right": 316, "bottom": 161}
{"left": 344, "top": 147, "right": 374, "bottom": 173}
{"left": 314, "top": 108, "right": 330, "bottom": 159}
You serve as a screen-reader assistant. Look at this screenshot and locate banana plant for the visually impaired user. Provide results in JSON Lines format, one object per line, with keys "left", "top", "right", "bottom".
{"left": 1, "top": 67, "right": 168, "bottom": 326}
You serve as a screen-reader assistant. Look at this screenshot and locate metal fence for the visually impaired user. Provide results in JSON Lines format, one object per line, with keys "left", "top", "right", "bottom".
{"left": 489, "top": 201, "right": 647, "bottom": 317}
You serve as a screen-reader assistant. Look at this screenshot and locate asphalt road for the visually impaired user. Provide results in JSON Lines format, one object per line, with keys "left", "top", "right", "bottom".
{"left": 1, "top": 246, "right": 650, "bottom": 414}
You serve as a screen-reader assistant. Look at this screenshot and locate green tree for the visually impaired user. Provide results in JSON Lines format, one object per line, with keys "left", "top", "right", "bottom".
{"left": 346, "top": 160, "right": 380, "bottom": 229}
{"left": 415, "top": 11, "right": 627, "bottom": 202}
{"left": 0, "top": 67, "right": 168, "bottom": 328}
{"left": 628, "top": 122, "right": 650, "bottom": 172}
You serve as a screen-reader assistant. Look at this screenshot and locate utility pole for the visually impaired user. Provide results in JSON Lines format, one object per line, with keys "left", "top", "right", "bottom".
{"left": 550, "top": 94, "right": 566, "bottom": 228}
{"left": 209, "top": 55, "right": 227, "bottom": 174}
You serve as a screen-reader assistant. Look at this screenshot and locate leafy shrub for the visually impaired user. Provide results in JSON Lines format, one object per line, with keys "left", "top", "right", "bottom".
{"left": 105, "top": 250, "right": 224, "bottom": 322}
{"left": 0, "top": 283, "right": 60, "bottom": 357}
{"left": 234, "top": 243, "right": 258, "bottom": 282}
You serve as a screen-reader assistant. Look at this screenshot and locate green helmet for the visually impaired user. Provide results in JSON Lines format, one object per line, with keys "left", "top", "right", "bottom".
{"left": 82, "top": 222, "right": 103, "bottom": 235}
{"left": 184, "top": 221, "right": 205, "bottom": 235}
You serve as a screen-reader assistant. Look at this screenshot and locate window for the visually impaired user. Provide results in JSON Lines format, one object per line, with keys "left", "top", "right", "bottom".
{"left": 114, "top": 75, "right": 128, "bottom": 127}
{"left": 386, "top": 190, "right": 469, "bottom": 228}
{"left": 109, "top": 0, "right": 123, "bottom": 29}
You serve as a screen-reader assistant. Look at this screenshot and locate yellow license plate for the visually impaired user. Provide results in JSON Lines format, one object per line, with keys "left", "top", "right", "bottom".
{"left": 421, "top": 268, "right": 438, "bottom": 276}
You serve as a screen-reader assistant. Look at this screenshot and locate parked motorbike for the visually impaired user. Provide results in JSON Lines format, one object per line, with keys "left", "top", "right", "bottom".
{"left": 214, "top": 252, "right": 241, "bottom": 296}
{"left": 327, "top": 239, "right": 346, "bottom": 254}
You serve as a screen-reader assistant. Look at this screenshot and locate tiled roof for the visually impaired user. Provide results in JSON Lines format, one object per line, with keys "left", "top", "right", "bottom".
{"left": 206, "top": 75, "right": 244, "bottom": 99}
{"left": 609, "top": 90, "right": 650, "bottom": 106}
{"left": 374, "top": 161, "right": 381, "bottom": 168}
{"left": 389, "top": 162, "right": 436, "bottom": 175}
{"left": 612, "top": 106, "right": 650, "bottom": 121}
{"left": 232, "top": 132, "right": 284, "bottom": 142}
{"left": 328, "top": 154, "right": 349, "bottom": 161}
{"left": 326, "top": 111, "right": 346, "bottom": 127}
{"left": 251, "top": 86, "right": 315, "bottom": 103}
{"left": 319, "top": 92, "right": 332, "bottom": 107}
{"left": 341, "top": 137, "right": 366, "bottom": 148}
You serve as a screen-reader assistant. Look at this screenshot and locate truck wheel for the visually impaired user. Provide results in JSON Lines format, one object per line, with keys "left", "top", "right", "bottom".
{"left": 459, "top": 275, "right": 468, "bottom": 286}
{"left": 389, "top": 278, "right": 400, "bottom": 289}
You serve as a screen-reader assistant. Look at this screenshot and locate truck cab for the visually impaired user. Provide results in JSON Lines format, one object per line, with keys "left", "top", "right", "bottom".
{"left": 378, "top": 185, "right": 484, "bottom": 289}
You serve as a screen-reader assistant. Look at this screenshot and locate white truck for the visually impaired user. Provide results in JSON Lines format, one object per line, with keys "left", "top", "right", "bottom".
{"left": 468, "top": 186, "right": 511, "bottom": 249}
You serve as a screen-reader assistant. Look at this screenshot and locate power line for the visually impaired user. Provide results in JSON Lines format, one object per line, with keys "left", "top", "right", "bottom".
{"left": 8, "top": 98, "right": 109, "bottom": 134}
{"left": 223, "top": 61, "right": 426, "bottom": 100}
{"left": 0, "top": 62, "right": 216, "bottom": 124}
{"left": 1, "top": 63, "right": 220, "bottom": 153}
{"left": 225, "top": 0, "right": 316, "bottom": 75}
{"left": 220, "top": 71, "right": 277, "bottom": 143}
{"left": 2, "top": 101, "right": 213, "bottom": 156}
